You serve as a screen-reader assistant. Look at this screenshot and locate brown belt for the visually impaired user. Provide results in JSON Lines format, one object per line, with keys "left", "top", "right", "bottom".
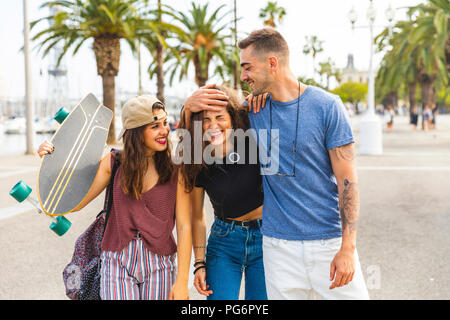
{"left": 216, "top": 216, "right": 262, "bottom": 229}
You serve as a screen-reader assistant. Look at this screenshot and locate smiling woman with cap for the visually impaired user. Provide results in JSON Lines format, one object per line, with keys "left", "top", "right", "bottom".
{"left": 37, "top": 95, "right": 192, "bottom": 300}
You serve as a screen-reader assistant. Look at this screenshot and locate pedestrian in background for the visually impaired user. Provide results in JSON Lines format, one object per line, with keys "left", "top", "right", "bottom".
{"left": 410, "top": 106, "right": 418, "bottom": 131}
{"left": 422, "top": 104, "right": 433, "bottom": 131}
{"left": 386, "top": 105, "right": 394, "bottom": 132}
{"left": 431, "top": 103, "right": 439, "bottom": 130}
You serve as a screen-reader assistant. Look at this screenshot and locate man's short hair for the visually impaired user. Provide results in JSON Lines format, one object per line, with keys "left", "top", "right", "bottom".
{"left": 238, "top": 28, "right": 289, "bottom": 63}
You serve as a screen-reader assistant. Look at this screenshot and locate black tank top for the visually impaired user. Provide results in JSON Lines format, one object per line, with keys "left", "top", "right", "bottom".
{"left": 195, "top": 137, "right": 263, "bottom": 219}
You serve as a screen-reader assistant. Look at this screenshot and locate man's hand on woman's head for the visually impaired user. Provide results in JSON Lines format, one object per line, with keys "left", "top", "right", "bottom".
{"left": 245, "top": 93, "right": 268, "bottom": 114}
{"left": 183, "top": 83, "right": 229, "bottom": 114}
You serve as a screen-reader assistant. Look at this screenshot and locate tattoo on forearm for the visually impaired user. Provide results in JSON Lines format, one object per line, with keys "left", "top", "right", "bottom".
{"left": 340, "top": 179, "right": 359, "bottom": 234}
{"left": 333, "top": 143, "right": 355, "bottom": 162}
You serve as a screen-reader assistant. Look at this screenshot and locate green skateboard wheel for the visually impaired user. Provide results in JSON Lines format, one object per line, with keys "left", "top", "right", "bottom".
{"left": 9, "top": 180, "right": 32, "bottom": 203}
{"left": 49, "top": 216, "right": 72, "bottom": 236}
{"left": 54, "top": 107, "right": 70, "bottom": 124}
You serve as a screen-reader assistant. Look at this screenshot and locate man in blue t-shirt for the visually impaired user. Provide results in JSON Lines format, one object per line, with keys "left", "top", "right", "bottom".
{"left": 183, "top": 28, "right": 369, "bottom": 300}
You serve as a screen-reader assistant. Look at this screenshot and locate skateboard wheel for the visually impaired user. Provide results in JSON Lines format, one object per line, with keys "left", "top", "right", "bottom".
{"left": 54, "top": 107, "right": 70, "bottom": 124}
{"left": 9, "top": 180, "right": 32, "bottom": 203}
{"left": 49, "top": 216, "right": 72, "bottom": 236}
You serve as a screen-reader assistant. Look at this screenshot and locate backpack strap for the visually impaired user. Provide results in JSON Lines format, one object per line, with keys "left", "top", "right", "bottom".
{"left": 102, "top": 148, "right": 121, "bottom": 234}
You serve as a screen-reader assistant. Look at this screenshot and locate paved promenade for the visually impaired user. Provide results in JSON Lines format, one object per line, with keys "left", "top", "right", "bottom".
{"left": 0, "top": 114, "right": 449, "bottom": 300}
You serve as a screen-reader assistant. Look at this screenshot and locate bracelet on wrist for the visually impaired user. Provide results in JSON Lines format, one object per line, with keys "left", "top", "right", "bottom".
{"left": 193, "top": 265, "right": 206, "bottom": 275}
{"left": 194, "top": 260, "right": 206, "bottom": 267}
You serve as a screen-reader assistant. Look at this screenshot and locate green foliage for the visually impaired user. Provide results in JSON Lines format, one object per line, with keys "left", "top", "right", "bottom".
{"left": 331, "top": 82, "right": 368, "bottom": 105}
{"left": 297, "top": 75, "right": 325, "bottom": 90}
{"left": 317, "top": 58, "right": 341, "bottom": 89}
{"left": 259, "top": 1, "right": 286, "bottom": 28}
{"left": 302, "top": 35, "right": 323, "bottom": 59}
{"left": 302, "top": 35, "right": 324, "bottom": 77}
{"left": 436, "top": 85, "right": 450, "bottom": 106}
{"left": 375, "top": 0, "right": 449, "bottom": 106}
{"left": 31, "top": 0, "right": 175, "bottom": 143}
{"left": 31, "top": 0, "right": 166, "bottom": 66}
{"left": 159, "top": 2, "right": 232, "bottom": 87}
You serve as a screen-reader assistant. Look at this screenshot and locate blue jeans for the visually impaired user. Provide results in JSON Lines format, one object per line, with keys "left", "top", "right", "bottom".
{"left": 205, "top": 217, "right": 267, "bottom": 300}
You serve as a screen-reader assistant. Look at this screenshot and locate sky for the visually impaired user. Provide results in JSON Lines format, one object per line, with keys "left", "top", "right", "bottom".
{"left": 0, "top": 0, "right": 423, "bottom": 102}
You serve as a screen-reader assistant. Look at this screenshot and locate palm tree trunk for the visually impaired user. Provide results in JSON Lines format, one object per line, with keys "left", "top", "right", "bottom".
{"left": 419, "top": 74, "right": 434, "bottom": 130}
{"left": 156, "top": 0, "right": 165, "bottom": 103}
{"left": 103, "top": 74, "right": 116, "bottom": 144}
{"left": 194, "top": 59, "right": 208, "bottom": 87}
{"left": 408, "top": 81, "right": 416, "bottom": 124}
{"left": 408, "top": 82, "right": 416, "bottom": 110}
{"left": 138, "top": 39, "right": 142, "bottom": 95}
{"left": 197, "top": 78, "right": 207, "bottom": 87}
{"left": 233, "top": 0, "right": 238, "bottom": 90}
{"left": 382, "top": 91, "right": 397, "bottom": 109}
{"left": 446, "top": 35, "right": 450, "bottom": 72}
{"left": 156, "top": 45, "right": 165, "bottom": 103}
{"left": 93, "top": 36, "right": 120, "bottom": 145}
{"left": 420, "top": 74, "right": 434, "bottom": 107}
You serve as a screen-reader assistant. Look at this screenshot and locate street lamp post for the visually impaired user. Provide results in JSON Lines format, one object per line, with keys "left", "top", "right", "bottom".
{"left": 366, "top": 0, "right": 376, "bottom": 118}
{"left": 348, "top": 6, "right": 357, "bottom": 30}
{"left": 349, "top": 0, "right": 389, "bottom": 155}
{"left": 23, "top": 0, "right": 35, "bottom": 155}
{"left": 386, "top": 5, "right": 395, "bottom": 37}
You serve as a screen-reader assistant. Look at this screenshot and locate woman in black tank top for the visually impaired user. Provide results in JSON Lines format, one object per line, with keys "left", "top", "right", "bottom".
{"left": 178, "top": 85, "right": 267, "bottom": 300}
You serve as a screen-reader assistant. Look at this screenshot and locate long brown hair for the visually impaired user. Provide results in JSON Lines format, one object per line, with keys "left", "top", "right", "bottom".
{"left": 178, "top": 85, "right": 249, "bottom": 192}
{"left": 121, "top": 103, "right": 174, "bottom": 199}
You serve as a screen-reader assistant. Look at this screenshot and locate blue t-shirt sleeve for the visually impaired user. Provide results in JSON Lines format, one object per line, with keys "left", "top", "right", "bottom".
{"left": 324, "top": 96, "right": 354, "bottom": 150}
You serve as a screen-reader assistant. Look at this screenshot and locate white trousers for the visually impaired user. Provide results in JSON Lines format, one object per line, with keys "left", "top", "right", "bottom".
{"left": 263, "top": 235, "right": 370, "bottom": 300}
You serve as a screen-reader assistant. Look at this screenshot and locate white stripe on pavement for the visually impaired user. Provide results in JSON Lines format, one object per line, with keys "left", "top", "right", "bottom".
{"left": 0, "top": 167, "right": 38, "bottom": 179}
{"left": 0, "top": 202, "right": 34, "bottom": 220}
{"left": 0, "top": 165, "right": 38, "bottom": 169}
{"left": 358, "top": 166, "right": 450, "bottom": 171}
{"left": 380, "top": 152, "right": 450, "bottom": 157}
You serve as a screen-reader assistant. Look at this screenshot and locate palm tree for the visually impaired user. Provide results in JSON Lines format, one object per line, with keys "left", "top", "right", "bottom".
{"left": 302, "top": 35, "right": 324, "bottom": 74}
{"left": 31, "top": 0, "right": 165, "bottom": 144}
{"left": 406, "top": 0, "right": 449, "bottom": 106}
{"left": 212, "top": 45, "right": 240, "bottom": 86}
{"left": 164, "top": 2, "right": 231, "bottom": 87}
{"left": 317, "top": 58, "right": 340, "bottom": 89}
{"left": 408, "top": 0, "right": 449, "bottom": 72}
{"left": 375, "top": 20, "right": 419, "bottom": 110}
{"left": 143, "top": 1, "right": 185, "bottom": 103}
{"left": 232, "top": 0, "right": 239, "bottom": 89}
{"left": 259, "top": 1, "right": 286, "bottom": 28}
{"left": 218, "top": 0, "right": 243, "bottom": 90}
{"left": 154, "top": 0, "right": 165, "bottom": 103}
{"left": 375, "top": 1, "right": 448, "bottom": 111}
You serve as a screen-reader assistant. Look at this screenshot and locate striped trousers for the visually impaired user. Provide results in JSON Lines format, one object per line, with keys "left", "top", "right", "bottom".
{"left": 100, "top": 237, "right": 177, "bottom": 300}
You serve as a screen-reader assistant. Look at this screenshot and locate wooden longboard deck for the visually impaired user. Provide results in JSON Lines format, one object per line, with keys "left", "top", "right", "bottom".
{"left": 37, "top": 93, "right": 113, "bottom": 216}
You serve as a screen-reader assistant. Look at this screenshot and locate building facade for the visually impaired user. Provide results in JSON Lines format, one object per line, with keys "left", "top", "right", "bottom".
{"left": 340, "top": 54, "right": 368, "bottom": 84}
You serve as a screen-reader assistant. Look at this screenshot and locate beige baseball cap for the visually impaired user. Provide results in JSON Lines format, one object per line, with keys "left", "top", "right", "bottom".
{"left": 117, "top": 95, "right": 167, "bottom": 140}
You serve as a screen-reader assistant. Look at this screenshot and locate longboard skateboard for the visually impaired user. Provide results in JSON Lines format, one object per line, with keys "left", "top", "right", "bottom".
{"left": 9, "top": 93, "right": 113, "bottom": 236}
